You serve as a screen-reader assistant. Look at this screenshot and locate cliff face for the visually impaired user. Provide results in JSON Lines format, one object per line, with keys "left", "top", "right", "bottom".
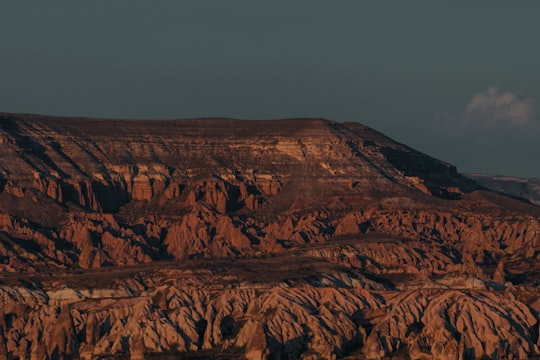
{"left": 0, "top": 113, "right": 539, "bottom": 359}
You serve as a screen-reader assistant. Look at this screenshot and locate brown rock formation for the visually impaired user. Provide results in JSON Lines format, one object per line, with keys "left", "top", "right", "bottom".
{"left": 0, "top": 113, "right": 539, "bottom": 358}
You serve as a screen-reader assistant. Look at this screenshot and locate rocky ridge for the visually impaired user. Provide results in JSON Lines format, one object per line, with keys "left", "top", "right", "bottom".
{"left": 0, "top": 113, "right": 539, "bottom": 359}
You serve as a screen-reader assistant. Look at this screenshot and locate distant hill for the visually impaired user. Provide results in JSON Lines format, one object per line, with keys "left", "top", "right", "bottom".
{"left": 466, "top": 173, "right": 540, "bottom": 206}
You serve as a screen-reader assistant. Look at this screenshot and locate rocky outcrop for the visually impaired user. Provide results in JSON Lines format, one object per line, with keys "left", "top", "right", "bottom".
{"left": 0, "top": 114, "right": 539, "bottom": 358}
{"left": 0, "top": 263, "right": 539, "bottom": 360}
{"left": 364, "top": 290, "right": 539, "bottom": 359}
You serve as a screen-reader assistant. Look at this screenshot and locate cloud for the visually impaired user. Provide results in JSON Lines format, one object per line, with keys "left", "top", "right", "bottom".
{"left": 462, "top": 87, "right": 536, "bottom": 129}
{"left": 428, "top": 87, "right": 539, "bottom": 177}
{"left": 434, "top": 87, "right": 539, "bottom": 143}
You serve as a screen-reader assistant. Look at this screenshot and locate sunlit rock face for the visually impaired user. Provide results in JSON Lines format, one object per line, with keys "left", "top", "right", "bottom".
{"left": 0, "top": 113, "right": 539, "bottom": 359}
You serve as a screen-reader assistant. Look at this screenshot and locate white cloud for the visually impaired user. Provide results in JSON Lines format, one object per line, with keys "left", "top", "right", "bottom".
{"left": 463, "top": 87, "right": 536, "bottom": 128}
{"left": 433, "top": 87, "right": 539, "bottom": 143}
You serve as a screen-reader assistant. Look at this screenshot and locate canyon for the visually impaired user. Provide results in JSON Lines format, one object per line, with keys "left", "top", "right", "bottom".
{"left": 0, "top": 113, "right": 539, "bottom": 359}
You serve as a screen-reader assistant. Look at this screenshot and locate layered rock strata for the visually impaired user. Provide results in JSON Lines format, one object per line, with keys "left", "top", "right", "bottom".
{"left": 0, "top": 114, "right": 539, "bottom": 358}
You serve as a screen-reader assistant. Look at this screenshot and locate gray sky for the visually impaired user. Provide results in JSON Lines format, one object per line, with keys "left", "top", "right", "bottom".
{"left": 1, "top": 1, "right": 539, "bottom": 177}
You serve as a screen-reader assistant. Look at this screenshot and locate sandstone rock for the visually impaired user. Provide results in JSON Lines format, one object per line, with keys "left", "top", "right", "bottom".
{"left": 0, "top": 115, "right": 539, "bottom": 359}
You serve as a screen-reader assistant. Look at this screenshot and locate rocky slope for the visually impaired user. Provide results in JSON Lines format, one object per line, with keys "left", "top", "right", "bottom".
{"left": 0, "top": 113, "right": 539, "bottom": 359}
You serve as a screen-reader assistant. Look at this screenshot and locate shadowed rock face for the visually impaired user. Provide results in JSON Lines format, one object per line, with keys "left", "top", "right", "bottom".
{"left": 0, "top": 113, "right": 539, "bottom": 359}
